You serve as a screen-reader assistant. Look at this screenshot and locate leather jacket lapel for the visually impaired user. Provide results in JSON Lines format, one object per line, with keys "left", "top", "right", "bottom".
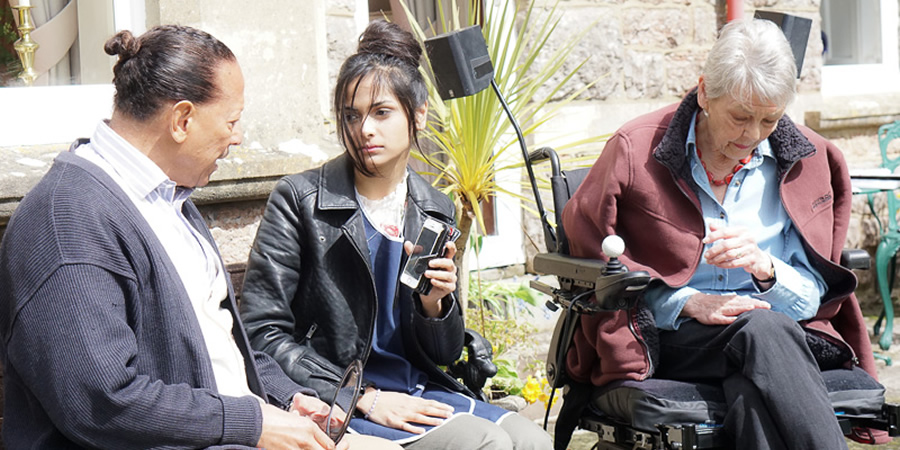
{"left": 407, "top": 170, "right": 454, "bottom": 222}
{"left": 317, "top": 154, "right": 359, "bottom": 211}
{"left": 317, "top": 155, "right": 371, "bottom": 270}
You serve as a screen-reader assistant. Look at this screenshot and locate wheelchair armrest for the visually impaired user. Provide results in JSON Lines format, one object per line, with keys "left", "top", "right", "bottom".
{"left": 533, "top": 252, "right": 607, "bottom": 292}
{"left": 841, "top": 248, "right": 871, "bottom": 270}
{"left": 447, "top": 329, "right": 497, "bottom": 402}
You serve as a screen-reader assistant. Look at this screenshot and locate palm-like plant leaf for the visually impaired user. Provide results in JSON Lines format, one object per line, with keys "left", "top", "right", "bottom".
{"left": 400, "top": 0, "right": 606, "bottom": 267}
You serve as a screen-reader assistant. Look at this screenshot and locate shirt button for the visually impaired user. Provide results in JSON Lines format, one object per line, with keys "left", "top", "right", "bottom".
{"left": 717, "top": 275, "right": 724, "bottom": 281}
{"left": 734, "top": 180, "right": 741, "bottom": 187}
{"left": 719, "top": 212, "right": 725, "bottom": 219}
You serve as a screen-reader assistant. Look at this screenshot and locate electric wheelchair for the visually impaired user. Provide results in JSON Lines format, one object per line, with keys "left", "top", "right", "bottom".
{"left": 524, "top": 147, "right": 900, "bottom": 450}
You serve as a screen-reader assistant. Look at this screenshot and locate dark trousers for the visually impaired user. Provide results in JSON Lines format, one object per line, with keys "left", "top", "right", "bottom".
{"left": 656, "top": 309, "right": 847, "bottom": 450}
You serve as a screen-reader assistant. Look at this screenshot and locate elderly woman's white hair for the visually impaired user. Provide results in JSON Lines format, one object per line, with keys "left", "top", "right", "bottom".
{"left": 702, "top": 18, "right": 797, "bottom": 108}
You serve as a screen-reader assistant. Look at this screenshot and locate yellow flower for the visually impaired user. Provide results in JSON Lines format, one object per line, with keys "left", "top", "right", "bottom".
{"left": 522, "top": 376, "right": 542, "bottom": 404}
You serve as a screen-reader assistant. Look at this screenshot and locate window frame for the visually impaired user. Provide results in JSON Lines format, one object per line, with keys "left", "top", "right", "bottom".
{"left": 820, "top": 0, "right": 900, "bottom": 97}
{"left": 0, "top": 0, "right": 145, "bottom": 147}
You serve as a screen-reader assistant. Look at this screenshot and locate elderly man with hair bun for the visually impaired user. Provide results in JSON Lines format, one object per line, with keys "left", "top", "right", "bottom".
{"left": 564, "top": 19, "right": 877, "bottom": 449}
{"left": 0, "top": 25, "right": 399, "bottom": 450}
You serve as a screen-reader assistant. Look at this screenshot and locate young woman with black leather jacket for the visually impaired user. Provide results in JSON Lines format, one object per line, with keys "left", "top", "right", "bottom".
{"left": 239, "top": 19, "right": 550, "bottom": 450}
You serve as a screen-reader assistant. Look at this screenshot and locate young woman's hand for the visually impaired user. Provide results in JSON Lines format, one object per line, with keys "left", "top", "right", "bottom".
{"left": 404, "top": 240, "right": 458, "bottom": 318}
{"left": 356, "top": 389, "right": 454, "bottom": 434}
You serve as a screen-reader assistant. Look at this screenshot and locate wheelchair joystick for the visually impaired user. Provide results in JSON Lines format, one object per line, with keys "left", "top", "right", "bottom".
{"left": 602, "top": 235, "right": 626, "bottom": 275}
{"left": 530, "top": 234, "right": 650, "bottom": 311}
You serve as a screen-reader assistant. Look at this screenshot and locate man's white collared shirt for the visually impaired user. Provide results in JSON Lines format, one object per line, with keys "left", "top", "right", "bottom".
{"left": 73, "top": 121, "right": 257, "bottom": 399}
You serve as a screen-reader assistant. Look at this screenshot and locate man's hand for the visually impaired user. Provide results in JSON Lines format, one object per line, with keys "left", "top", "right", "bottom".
{"left": 290, "top": 393, "right": 343, "bottom": 434}
{"left": 404, "top": 240, "right": 458, "bottom": 318}
{"left": 682, "top": 293, "right": 771, "bottom": 325}
{"left": 356, "top": 389, "right": 454, "bottom": 434}
{"left": 258, "top": 403, "right": 346, "bottom": 450}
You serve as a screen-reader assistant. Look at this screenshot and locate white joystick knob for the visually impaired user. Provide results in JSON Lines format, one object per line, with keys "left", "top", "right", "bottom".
{"left": 602, "top": 235, "right": 625, "bottom": 259}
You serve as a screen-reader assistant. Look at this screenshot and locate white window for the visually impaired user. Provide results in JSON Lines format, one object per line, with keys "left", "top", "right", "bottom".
{"left": 820, "top": 0, "right": 900, "bottom": 96}
{"left": 0, "top": 0, "right": 145, "bottom": 147}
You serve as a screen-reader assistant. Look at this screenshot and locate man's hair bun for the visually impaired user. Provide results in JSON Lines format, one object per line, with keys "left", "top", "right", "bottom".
{"left": 102, "top": 25, "right": 235, "bottom": 121}
{"left": 103, "top": 30, "right": 141, "bottom": 61}
{"left": 357, "top": 20, "right": 421, "bottom": 69}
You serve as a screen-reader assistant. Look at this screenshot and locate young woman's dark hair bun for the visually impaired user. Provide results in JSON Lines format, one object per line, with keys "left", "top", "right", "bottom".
{"left": 103, "top": 30, "right": 141, "bottom": 61}
{"left": 356, "top": 19, "right": 421, "bottom": 69}
{"left": 335, "top": 19, "right": 429, "bottom": 177}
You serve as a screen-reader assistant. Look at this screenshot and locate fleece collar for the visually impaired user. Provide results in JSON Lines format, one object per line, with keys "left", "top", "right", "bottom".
{"left": 653, "top": 89, "right": 816, "bottom": 184}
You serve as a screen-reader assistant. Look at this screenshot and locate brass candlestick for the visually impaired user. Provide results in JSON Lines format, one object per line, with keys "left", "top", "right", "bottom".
{"left": 11, "top": 5, "right": 39, "bottom": 86}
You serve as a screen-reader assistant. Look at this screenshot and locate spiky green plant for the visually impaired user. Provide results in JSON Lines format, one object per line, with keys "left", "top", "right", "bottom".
{"left": 399, "top": 0, "right": 605, "bottom": 269}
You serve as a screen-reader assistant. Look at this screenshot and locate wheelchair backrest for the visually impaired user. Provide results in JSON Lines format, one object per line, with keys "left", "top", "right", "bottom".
{"left": 549, "top": 167, "right": 590, "bottom": 255}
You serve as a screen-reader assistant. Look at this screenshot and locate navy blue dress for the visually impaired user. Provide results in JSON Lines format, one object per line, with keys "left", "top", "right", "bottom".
{"left": 347, "top": 214, "right": 510, "bottom": 444}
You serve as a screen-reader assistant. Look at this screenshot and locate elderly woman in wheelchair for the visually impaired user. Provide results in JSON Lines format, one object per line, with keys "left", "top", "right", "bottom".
{"left": 558, "top": 18, "right": 887, "bottom": 450}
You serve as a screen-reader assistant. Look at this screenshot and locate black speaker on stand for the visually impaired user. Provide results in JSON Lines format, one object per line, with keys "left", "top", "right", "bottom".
{"left": 753, "top": 10, "right": 812, "bottom": 78}
{"left": 424, "top": 25, "right": 549, "bottom": 235}
{"left": 425, "top": 25, "right": 494, "bottom": 100}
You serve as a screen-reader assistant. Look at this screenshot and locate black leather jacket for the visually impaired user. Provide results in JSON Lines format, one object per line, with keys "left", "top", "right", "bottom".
{"left": 239, "top": 154, "right": 468, "bottom": 401}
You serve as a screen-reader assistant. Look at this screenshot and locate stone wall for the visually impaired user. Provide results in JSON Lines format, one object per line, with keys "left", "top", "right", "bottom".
{"left": 532, "top": 0, "right": 717, "bottom": 103}
{"left": 529, "top": 0, "right": 826, "bottom": 138}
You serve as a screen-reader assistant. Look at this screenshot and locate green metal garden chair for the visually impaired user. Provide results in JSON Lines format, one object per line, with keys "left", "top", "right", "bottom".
{"left": 867, "top": 120, "right": 900, "bottom": 353}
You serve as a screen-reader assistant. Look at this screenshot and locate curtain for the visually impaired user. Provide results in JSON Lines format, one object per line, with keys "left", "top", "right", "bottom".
{"left": 409, "top": 0, "right": 436, "bottom": 31}
{"left": 10, "top": 0, "right": 78, "bottom": 86}
{"left": 388, "top": 0, "right": 442, "bottom": 35}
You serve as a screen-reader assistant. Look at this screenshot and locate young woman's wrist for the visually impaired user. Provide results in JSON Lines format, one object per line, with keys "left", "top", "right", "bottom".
{"left": 356, "top": 386, "right": 378, "bottom": 413}
{"left": 414, "top": 291, "right": 444, "bottom": 318}
{"left": 422, "top": 297, "right": 443, "bottom": 317}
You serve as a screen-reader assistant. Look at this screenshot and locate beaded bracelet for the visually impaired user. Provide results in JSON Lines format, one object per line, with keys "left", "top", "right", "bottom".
{"left": 364, "top": 389, "right": 381, "bottom": 421}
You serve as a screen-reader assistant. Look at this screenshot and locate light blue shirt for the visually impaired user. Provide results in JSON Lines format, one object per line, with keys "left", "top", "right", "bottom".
{"left": 644, "top": 112, "right": 828, "bottom": 330}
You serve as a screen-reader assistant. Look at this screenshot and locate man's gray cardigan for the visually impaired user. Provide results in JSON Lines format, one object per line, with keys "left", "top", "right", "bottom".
{"left": 0, "top": 150, "right": 312, "bottom": 448}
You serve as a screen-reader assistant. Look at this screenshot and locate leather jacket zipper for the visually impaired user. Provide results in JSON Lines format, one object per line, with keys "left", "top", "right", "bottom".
{"left": 304, "top": 323, "right": 318, "bottom": 341}
{"left": 343, "top": 223, "right": 378, "bottom": 367}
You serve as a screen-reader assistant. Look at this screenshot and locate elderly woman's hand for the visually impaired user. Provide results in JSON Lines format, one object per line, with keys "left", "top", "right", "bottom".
{"left": 682, "top": 293, "right": 771, "bottom": 325}
{"left": 703, "top": 223, "right": 775, "bottom": 282}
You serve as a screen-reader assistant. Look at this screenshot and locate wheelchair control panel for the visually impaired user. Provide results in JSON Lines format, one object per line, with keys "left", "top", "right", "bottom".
{"left": 530, "top": 235, "right": 650, "bottom": 313}
{"left": 531, "top": 236, "right": 651, "bottom": 391}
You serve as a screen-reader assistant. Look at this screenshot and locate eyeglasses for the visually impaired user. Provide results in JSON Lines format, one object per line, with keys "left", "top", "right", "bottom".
{"left": 325, "top": 359, "right": 364, "bottom": 444}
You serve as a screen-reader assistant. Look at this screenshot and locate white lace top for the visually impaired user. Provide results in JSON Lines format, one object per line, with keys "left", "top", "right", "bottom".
{"left": 356, "top": 170, "right": 408, "bottom": 239}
